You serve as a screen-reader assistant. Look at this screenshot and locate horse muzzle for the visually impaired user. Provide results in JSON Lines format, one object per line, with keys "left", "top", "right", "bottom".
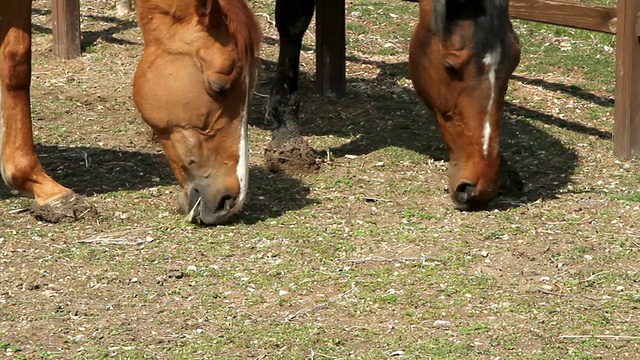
{"left": 452, "top": 181, "right": 492, "bottom": 211}
{"left": 180, "top": 181, "right": 240, "bottom": 225}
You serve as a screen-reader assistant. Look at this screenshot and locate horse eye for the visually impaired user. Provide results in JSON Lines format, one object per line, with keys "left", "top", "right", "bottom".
{"left": 206, "top": 78, "right": 229, "bottom": 95}
{"left": 444, "top": 62, "right": 458, "bottom": 76}
{"left": 441, "top": 111, "right": 455, "bottom": 122}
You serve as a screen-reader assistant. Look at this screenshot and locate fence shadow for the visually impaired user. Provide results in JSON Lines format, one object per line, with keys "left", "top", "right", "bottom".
{"left": 31, "top": 7, "right": 139, "bottom": 51}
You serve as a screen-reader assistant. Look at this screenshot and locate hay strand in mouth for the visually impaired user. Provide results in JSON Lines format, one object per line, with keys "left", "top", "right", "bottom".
{"left": 186, "top": 196, "right": 202, "bottom": 223}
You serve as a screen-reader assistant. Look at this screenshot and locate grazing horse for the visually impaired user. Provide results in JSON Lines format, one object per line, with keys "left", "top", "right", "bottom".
{"left": 409, "top": 0, "right": 521, "bottom": 210}
{"left": 266, "top": 0, "right": 522, "bottom": 210}
{"left": 0, "top": 0, "right": 260, "bottom": 225}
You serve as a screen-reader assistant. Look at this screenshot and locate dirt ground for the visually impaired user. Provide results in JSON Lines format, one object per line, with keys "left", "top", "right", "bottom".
{"left": 1, "top": 0, "right": 639, "bottom": 359}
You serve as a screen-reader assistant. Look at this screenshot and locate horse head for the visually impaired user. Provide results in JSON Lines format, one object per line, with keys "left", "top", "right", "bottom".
{"left": 133, "top": 0, "right": 261, "bottom": 224}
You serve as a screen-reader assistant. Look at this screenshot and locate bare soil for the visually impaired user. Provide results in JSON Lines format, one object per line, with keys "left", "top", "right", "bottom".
{"left": 1, "top": 1, "right": 639, "bottom": 359}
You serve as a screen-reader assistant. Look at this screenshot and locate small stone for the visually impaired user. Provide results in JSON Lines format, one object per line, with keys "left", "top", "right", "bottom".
{"left": 433, "top": 320, "right": 452, "bottom": 327}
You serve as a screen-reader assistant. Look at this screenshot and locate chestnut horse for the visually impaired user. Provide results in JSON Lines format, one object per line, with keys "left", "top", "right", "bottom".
{"left": 410, "top": 0, "right": 521, "bottom": 210}
{"left": 0, "top": 0, "right": 260, "bottom": 224}
{"left": 267, "top": 0, "right": 521, "bottom": 210}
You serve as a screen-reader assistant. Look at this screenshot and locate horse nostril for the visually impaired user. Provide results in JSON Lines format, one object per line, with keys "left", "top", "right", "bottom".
{"left": 454, "top": 182, "right": 476, "bottom": 204}
{"left": 216, "top": 194, "right": 237, "bottom": 213}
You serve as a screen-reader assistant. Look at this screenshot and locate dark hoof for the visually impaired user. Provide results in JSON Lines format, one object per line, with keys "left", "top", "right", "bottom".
{"left": 32, "top": 192, "right": 98, "bottom": 223}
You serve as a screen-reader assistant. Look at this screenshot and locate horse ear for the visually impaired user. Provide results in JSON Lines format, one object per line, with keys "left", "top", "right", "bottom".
{"left": 444, "top": 49, "right": 472, "bottom": 72}
{"left": 198, "top": 0, "right": 226, "bottom": 29}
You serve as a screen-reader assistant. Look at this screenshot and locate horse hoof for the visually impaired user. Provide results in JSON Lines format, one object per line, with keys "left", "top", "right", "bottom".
{"left": 32, "top": 192, "right": 98, "bottom": 223}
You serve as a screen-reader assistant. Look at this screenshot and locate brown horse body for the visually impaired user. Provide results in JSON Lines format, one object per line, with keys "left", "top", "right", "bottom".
{"left": 0, "top": 0, "right": 260, "bottom": 224}
{"left": 409, "top": 0, "right": 521, "bottom": 210}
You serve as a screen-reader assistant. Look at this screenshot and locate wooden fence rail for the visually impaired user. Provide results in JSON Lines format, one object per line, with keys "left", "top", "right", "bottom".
{"left": 50, "top": 0, "right": 640, "bottom": 159}
{"left": 510, "top": 0, "right": 640, "bottom": 159}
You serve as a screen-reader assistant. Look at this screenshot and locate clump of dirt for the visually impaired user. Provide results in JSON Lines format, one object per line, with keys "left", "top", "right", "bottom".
{"left": 32, "top": 192, "right": 98, "bottom": 223}
{"left": 264, "top": 94, "right": 320, "bottom": 174}
{"left": 265, "top": 130, "right": 320, "bottom": 174}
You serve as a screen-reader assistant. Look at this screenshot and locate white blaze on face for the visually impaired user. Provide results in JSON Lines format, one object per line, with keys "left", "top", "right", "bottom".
{"left": 482, "top": 46, "right": 501, "bottom": 158}
{"left": 231, "top": 77, "right": 251, "bottom": 215}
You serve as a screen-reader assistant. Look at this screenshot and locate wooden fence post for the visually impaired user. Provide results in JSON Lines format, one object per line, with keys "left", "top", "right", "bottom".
{"left": 316, "top": 0, "right": 346, "bottom": 98}
{"left": 51, "top": 0, "right": 81, "bottom": 59}
{"left": 613, "top": 0, "right": 640, "bottom": 159}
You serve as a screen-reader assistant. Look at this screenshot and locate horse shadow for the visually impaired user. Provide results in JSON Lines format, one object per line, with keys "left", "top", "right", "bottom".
{"left": 0, "top": 145, "right": 313, "bottom": 225}
{"left": 252, "top": 49, "right": 614, "bottom": 207}
{"left": 18, "top": 12, "right": 612, "bottom": 216}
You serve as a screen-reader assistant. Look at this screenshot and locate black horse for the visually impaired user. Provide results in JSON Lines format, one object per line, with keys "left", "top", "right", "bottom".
{"left": 263, "top": 0, "right": 414, "bottom": 173}
{"left": 264, "top": 0, "right": 319, "bottom": 173}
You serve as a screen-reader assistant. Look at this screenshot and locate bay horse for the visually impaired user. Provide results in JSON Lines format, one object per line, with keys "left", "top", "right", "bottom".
{"left": 267, "top": 0, "right": 522, "bottom": 210}
{"left": 409, "top": 0, "right": 522, "bottom": 210}
{"left": 0, "top": 0, "right": 260, "bottom": 224}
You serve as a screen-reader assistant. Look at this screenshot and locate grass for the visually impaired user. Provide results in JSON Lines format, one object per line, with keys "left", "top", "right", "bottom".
{"left": 1, "top": 0, "right": 639, "bottom": 359}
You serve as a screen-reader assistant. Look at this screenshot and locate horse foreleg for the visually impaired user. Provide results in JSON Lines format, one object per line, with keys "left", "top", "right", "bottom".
{"left": 264, "top": 0, "right": 319, "bottom": 173}
{"left": 0, "top": 1, "right": 95, "bottom": 222}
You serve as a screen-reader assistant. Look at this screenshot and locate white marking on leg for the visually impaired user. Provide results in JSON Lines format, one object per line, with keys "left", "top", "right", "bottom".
{"left": 482, "top": 46, "right": 501, "bottom": 157}
{"left": 231, "top": 78, "right": 251, "bottom": 215}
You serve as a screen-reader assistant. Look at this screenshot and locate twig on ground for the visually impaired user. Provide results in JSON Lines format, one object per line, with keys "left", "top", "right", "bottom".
{"left": 560, "top": 335, "right": 640, "bottom": 340}
{"left": 77, "top": 231, "right": 152, "bottom": 246}
{"left": 342, "top": 256, "right": 440, "bottom": 264}
{"left": 83, "top": 151, "right": 90, "bottom": 168}
{"left": 8, "top": 207, "right": 31, "bottom": 214}
{"left": 537, "top": 288, "right": 600, "bottom": 301}
{"left": 578, "top": 271, "right": 611, "bottom": 283}
{"left": 362, "top": 196, "right": 392, "bottom": 203}
{"left": 254, "top": 12, "right": 275, "bottom": 27}
{"left": 310, "top": 349, "right": 338, "bottom": 359}
{"left": 537, "top": 288, "right": 563, "bottom": 297}
{"left": 284, "top": 286, "right": 357, "bottom": 322}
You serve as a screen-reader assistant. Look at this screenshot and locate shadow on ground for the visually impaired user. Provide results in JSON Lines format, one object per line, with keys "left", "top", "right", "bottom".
{"left": 251, "top": 55, "right": 614, "bottom": 207}
{"left": 0, "top": 145, "right": 313, "bottom": 225}
{"left": 22, "top": 9, "right": 611, "bottom": 216}
{"left": 31, "top": 8, "right": 139, "bottom": 50}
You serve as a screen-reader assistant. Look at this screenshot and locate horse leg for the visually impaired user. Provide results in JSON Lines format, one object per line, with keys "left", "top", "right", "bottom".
{"left": 264, "top": 0, "right": 319, "bottom": 173}
{"left": 0, "top": 1, "right": 95, "bottom": 222}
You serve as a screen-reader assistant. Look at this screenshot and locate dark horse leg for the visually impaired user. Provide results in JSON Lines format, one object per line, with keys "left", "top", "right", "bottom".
{"left": 264, "top": 0, "right": 319, "bottom": 173}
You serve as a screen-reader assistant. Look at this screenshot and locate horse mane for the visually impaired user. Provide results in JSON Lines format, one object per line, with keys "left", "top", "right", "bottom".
{"left": 432, "top": 0, "right": 511, "bottom": 67}
{"left": 205, "top": 0, "right": 262, "bottom": 84}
